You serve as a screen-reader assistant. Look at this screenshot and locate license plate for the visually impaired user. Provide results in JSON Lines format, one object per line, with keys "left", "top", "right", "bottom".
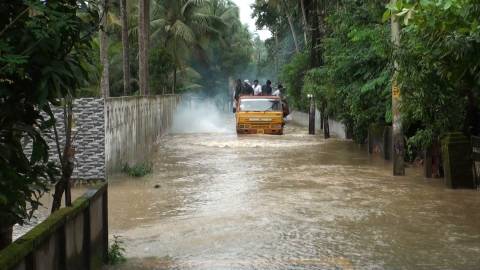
{"left": 249, "top": 118, "right": 272, "bottom": 121}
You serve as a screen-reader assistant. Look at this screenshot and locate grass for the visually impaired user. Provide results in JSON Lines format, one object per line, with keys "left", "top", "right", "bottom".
{"left": 121, "top": 162, "right": 153, "bottom": 177}
{"left": 107, "top": 235, "right": 126, "bottom": 265}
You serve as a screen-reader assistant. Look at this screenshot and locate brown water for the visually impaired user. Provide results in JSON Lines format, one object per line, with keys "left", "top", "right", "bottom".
{"left": 108, "top": 117, "right": 480, "bottom": 270}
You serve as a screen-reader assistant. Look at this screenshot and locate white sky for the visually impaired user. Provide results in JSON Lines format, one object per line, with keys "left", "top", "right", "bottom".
{"left": 232, "top": 0, "right": 272, "bottom": 40}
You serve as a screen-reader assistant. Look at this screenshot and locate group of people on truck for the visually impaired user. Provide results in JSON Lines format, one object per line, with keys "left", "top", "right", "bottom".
{"left": 232, "top": 78, "right": 289, "bottom": 116}
{"left": 233, "top": 79, "right": 285, "bottom": 102}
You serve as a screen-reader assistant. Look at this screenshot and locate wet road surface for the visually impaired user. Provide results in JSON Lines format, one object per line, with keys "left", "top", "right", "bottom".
{"left": 107, "top": 115, "right": 480, "bottom": 270}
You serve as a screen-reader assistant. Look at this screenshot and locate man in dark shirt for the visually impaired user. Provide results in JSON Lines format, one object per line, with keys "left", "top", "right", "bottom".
{"left": 261, "top": 80, "right": 272, "bottom": 96}
{"left": 242, "top": 81, "right": 254, "bottom": 96}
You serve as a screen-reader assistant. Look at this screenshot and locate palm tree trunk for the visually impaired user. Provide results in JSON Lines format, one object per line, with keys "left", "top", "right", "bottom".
{"left": 172, "top": 66, "right": 177, "bottom": 94}
{"left": 138, "top": 0, "right": 150, "bottom": 95}
{"left": 120, "top": 0, "right": 130, "bottom": 96}
{"left": 285, "top": 10, "right": 299, "bottom": 52}
{"left": 300, "top": 0, "right": 308, "bottom": 45}
{"left": 310, "top": 0, "right": 322, "bottom": 67}
{"left": 99, "top": 0, "right": 110, "bottom": 98}
{"left": 0, "top": 224, "right": 13, "bottom": 250}
{"left": 274, "top": 30, "right": 279, "bottom": 74}
{"left": 278, "top": 0, "right": 299, "bottom": 53}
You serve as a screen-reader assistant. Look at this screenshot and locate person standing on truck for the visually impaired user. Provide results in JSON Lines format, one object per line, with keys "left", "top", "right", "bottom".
{"left": 234, "top": 79, "right": 243, "bottom": 101}
{"left": 273, "top": 84, "right": 283, "bottom": 97}
{"left": 262, "top": 80, "right": 272, "bottom": 96}
{"left": 233, "top": 79, "right": 243, "bottom": 113}
{"left": 253, "top": 80, "right": 262, "bottom": 96}
{"left": 243, "top": 80, "right": 254, "bottom": 96}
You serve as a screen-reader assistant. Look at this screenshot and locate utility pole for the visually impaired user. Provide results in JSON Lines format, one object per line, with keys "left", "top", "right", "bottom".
{"left": 391, "top": 0, "right": 405, "bottom": 176}
{"left": 308, "top": 94, "right": 315, "bottom": 135}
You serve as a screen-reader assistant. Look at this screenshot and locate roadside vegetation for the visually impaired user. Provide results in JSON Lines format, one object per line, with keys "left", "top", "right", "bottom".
{"left": 107, "top": 235, "right": 127, "bottom": 265}
{"left": 91, "top": 0, "right": 261, "bottom": 98}
{"left": 122, "top": 162, "right": 153, "bottom": 177}
{"left": 253, "top": 0, "right": 480, "bottom": 152}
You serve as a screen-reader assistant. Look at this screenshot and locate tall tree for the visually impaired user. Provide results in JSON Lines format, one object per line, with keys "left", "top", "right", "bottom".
{"left": 281, "top": 0, "right": 300, "bottom": 52}
{"left": 0, "top": 0, "right": 99, "bottom": 248}
{"left": 120, "top": 0, "right": 130, "bottom": 95}
{"left": 253, "top": 0, "right": 301, "bottom": 56}
{"left": 100, "top": 0, "right": 110, "bottom": 97}
{"left": 138, "top": 0, "right": 150, "bottom": 95}
{"left": 299, "top": 0, "right": 308, "bottom": 45}
{"left": 150, "top": 0, "right": 219, "bottom": 93}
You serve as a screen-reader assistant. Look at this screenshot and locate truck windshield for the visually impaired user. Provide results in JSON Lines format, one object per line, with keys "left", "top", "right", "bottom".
{"left": 239, "top": 99, "right": 281, "bottom": 112}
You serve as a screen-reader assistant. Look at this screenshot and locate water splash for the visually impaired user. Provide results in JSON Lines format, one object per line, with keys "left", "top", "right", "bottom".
{"left": 170, "top": 97, "right": 234, "bottom": 134}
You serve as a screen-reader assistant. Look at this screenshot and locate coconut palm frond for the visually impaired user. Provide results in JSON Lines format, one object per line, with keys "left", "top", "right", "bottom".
{"left": 178, "top": 83, "right": 203, "bottom": 91}
{"left": 182, "top": 0, "right": 207, "bottom": 15}
{"left": 108, "top": 12, "right": 121, "bottom": 26}
{"left": 171, "top": 20, "right": 196, "bottom": 44}
{"left": 150, "top": 18, "right": 166, "bottom": 31}
{"left": 178, "top": 66, "right": 202, "bottom": 80}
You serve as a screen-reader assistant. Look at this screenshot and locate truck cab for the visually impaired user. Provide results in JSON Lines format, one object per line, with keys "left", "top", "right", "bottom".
{"left": 236, "top": 96, "right": 285, "bottom": 135}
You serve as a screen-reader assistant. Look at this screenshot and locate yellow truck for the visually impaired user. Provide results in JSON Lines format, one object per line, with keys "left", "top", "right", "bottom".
{"left": 236, "top": 96, "right": 286, "bottom": 135}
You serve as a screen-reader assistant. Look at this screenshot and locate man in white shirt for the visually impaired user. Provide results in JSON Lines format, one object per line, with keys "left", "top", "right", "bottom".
{"left": 253, "top": 79, "right": 262, "bottom": 96}
{"left": 273, "top": 84, "right": 283, "bottom": 97}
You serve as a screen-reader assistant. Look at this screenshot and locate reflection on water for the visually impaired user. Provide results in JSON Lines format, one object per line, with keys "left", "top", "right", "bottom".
{"left": 107, "top": 117, "right": 480, "bottom": 270}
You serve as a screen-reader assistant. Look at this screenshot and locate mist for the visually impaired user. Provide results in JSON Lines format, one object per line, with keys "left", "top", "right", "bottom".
{"left": 170, "top": 94, "right": 234, "bottom": 134}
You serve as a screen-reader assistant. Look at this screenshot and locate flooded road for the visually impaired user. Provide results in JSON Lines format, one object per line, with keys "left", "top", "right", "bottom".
{"left": 108, "top": 114, "right": 480, "bottom": 270}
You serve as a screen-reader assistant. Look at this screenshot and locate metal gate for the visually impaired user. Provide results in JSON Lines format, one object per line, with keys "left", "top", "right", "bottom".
{"left": 471, "top": 136, "right": 480, "bottom": 189}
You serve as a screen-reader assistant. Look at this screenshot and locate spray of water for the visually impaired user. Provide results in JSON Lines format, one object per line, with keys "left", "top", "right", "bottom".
{"left": 170, "top": 95, "right": 234, "bottom": 134}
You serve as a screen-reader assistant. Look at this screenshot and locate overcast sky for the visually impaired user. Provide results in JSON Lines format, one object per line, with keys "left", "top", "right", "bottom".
{"left": 232, "top": 0, "right": 272, "bottom": 40}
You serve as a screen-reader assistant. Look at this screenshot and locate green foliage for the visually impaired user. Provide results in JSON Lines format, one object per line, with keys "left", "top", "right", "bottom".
{"left": 280, "top": 52, "right": 310, "bottom": 111}
{"left": 101, "top": 0, "right": 256, "bottom": 98}
{"left": 197, "top": 1, "right": 255, "bottom": 97}
{"left": 303, "top": 0, "right": 392, "bottom": 143}
{"left": 107, "top": 235, "right": 126, "bottom": 265}
{"left": 397, "top": 0, "right": 480, "bottom": 150}
{"left": 252, "top": 0, "right": 305, "bottom": 80}
{"left": 254, "top": 0, "right": 479, "bottom": 155}
{"left": 122, "top": 162, "right": 153, "bottom": 177}
{"left": 0, "top": 0, "right": 99, "bottom": 225}
{"left": 149, "top": 47, "right": 175, "bottom": 94}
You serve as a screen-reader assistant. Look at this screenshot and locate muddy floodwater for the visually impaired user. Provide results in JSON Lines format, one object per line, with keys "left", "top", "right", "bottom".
{"left": 108, "top": 115, "right": 480, "bottom": 270}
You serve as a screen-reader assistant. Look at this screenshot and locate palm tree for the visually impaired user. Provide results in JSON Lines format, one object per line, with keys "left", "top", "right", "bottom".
{"left": 265, "top": 0, "right": 300, "bottom": 53}
{"left": 299, "top": 0, "right": 308, "bottom": 45}
{"left": 120, "top": 0, "right": 130, "bottom": 95}
{"left": 150, "top": 0, "right": 221, "bottom": 93}
{"left": 138, "top": 0, "right": 150, "bottom": 95}
{"left": 100, "top": 0, "right": 110, "bottom": 97}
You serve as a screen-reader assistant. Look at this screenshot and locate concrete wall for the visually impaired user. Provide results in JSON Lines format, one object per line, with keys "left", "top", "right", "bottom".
{"left": 24, "top": 98, "right": 106, "bottom": 180}
{"left": 367, "top": 124, "right": 392, "bottom": 160}
{"left": 105, "top": 95, "right": 181, "bottom": 174}
{"left": 0, "top": 184, "right": 108, "bottom": 270}
{"left": 290, "top": 110, "right": 348, "bottom": 139}
{"left": 24, "top": 95, "right": 181, "bottom": 179}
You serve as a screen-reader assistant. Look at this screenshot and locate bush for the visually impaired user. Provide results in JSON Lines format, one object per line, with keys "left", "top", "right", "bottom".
{"left": 303, "top": 0, "right": 392, "bottom": 143}
{"left": 395, "top": 0, "right": 480, "bottom": 151}
{"left": 280, "top": 52, "right": 310, "bottom": 111}
{"left": 122, "top": 162, "right": 153, "bottom": 177}
{"left": 107, "top": 235, "right": 126, "bottom": 265}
